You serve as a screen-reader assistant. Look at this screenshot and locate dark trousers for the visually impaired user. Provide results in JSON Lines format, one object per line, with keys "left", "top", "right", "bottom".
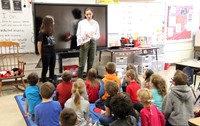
{"left": 41, "top": 47, "right": 56, "bottom": 83}
{"left": 78, "top": 40, "right": 96, "bottom": 78}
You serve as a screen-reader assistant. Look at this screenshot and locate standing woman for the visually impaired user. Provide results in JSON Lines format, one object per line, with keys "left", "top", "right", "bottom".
{"left": 37, "top": 15, "right": 56, "bottom": 83}
{"left": 76, "top": 8, "right": 100, "bottom": 78}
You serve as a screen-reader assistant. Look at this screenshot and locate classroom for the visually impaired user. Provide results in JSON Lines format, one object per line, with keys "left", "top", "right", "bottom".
{"left": 0, "top": 0, "right": 200, "bottom": 125}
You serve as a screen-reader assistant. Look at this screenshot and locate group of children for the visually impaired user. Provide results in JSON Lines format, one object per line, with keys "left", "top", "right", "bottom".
{"left": 24, "top": 61, "right": 195, "bottom": 126}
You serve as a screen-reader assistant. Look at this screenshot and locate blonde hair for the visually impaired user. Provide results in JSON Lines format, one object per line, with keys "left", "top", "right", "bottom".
{"left": 137, "top": 88, "right": 153, "bottom": 108}
{"left": 86, "top": 68, "right": 99, "bottom": 88}
{"left": 72, "top": 78, "right": 86, "bottom": 110}
{"left": 150, "top": 74, "right": 167, "bottom": 97}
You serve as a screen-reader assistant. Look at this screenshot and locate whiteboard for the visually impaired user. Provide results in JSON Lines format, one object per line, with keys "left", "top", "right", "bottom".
{"left": 0, "top": 1, "right": 34, "bottom": 53}
{"left": 108, "top": 2, "right": 165, "bottom": 35}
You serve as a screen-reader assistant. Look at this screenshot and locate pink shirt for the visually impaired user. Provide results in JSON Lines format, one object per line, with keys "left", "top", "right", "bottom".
{"left": 140, "top": 104, "right": 165, "bottom": 126}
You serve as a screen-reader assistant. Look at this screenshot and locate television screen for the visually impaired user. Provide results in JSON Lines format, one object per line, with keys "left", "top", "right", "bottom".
{"left": 33, "top": 3, "right": 108, "bottom": 53}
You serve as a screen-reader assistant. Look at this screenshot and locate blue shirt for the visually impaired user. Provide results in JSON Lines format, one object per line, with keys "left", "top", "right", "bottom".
{"left": 35, "top": 101, "right": 62, "bottom": 126}
{"left": 25, "top": 85, "right": 41, "bottom": 115}
{"left": 151, "top": 89, "right": 163, "bottom": 111}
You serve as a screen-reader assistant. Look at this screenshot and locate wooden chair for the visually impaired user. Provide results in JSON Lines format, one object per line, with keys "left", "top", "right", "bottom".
{"left": 0, "top": 41, "right": 26, "bottom": 95}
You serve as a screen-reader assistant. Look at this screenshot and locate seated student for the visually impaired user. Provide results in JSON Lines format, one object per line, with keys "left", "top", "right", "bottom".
{"left": 162, "top": 70, "right": 194, "bottom": 126}
{"left": 56, "top": 70, "right": 73, "bottom": 109}
{"left": 96, "top": 62, "right": 121, "bottom": 109}
{"left": 125, "top": 69, "right": 140, "bottom": 103}
{"left": 60, "top": 108, "right": 77, "bottom": 126}
{"left": 109, "top": 92, "right": 137, "bottom": 126}
{"left": 85, "top": 68, "right": 100, "bottom": 103}
{"left": 137, "top": 88, "right": 165, "bottom": 126}
{"left": 24, "top": 72, "right": 42, "bottom": 121}
{"left": 141, "top": 69, "right": 154, "bottom": 88}
{"left": 64, "top": 78, "right": 90, "bottom": 126}
{"left": 35, "top": 82, "right": 62, "bottom": 126}
{"left": 99, "top": 80, "right": 119, "bottom": 126}
{"left": 121, "top": 64, "right": 141, "bottom": 92}
{"left": 149, "top": 74, "right": 167, "bottom": 111}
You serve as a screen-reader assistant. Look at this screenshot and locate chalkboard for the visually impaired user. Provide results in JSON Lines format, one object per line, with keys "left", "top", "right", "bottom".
{"left": 0, "top": 1, "right": 34, "bottom": 53}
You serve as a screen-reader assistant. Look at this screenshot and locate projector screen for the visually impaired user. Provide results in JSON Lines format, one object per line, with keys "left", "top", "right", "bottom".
{"left": 33, "top": 3, "right": 108, "bottom": 53}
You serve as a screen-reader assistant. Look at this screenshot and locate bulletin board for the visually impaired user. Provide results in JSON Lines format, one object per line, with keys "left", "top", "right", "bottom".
{"left": 166, "top": 5, "right": 193, "bottom": 41}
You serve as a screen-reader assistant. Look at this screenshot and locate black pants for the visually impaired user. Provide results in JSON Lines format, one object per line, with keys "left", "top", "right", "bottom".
{"left": 41, "top": 46, "right": 56, "bottom": 83}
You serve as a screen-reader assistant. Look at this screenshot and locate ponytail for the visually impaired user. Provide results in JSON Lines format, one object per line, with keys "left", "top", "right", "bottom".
{"left": 74, "top": 89, "right": 81, "bottom": 109}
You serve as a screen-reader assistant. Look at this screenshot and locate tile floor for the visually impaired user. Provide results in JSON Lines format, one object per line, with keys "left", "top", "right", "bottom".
{"left": 0, "top": 65, "right": 199, "bottom": 126}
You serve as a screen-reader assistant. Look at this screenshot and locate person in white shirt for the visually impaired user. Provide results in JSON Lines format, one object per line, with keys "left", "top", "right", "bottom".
{"left": 76, "top": 8, "right": 100, "bottom": 78}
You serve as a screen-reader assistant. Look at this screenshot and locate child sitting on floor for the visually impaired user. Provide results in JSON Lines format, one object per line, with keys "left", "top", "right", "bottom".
{"left": 85, "top": 68, "right": 100, "bottom": 103}
{"left": 56, "top": 70, "right": 73, "bottom": 109}
{"left": 125, "top": 69, "right": 141, "bottom": 103}
{"left": 64, "top": 78, "right": 90, "bottom": 126}
{"left": 137, "top": 88, "right": 165, "bottom": 126}
{"left": 162, "top": 70, "right": 194, "bottom": 126}
{"left": 35, "top": 82, "right": 62, "bottom": 126}
{"left": 109, "top": 92, "right": 137, "bottom": 126}
{"left": 121, "top": 64, "right": 141, "bottom": 92}
{"left": 141, "top": 69, "right": 154, "bottom": 88}
{"left": 95, "top": 62, "right": 121, "bottom": 110}
{"left": 149, "top": 74, "right": 167, "bottom": 111}
{"left": 24, "top": 72, "right": 42, "bottom": 121}
{"left": 60, "top": 108, "right": 77, "bottom": 126}
{"left": 99, "top": 80, "right": 119, "bottom": 126}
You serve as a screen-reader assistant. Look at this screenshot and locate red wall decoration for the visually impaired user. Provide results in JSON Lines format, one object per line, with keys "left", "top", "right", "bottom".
{"left": 166, "top": 5, "right": 193, "bottom": 41}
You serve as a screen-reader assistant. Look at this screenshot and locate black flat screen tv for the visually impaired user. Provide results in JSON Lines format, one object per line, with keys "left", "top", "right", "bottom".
{"left": 32, "top": 3, "right": 108, "bottom": 53}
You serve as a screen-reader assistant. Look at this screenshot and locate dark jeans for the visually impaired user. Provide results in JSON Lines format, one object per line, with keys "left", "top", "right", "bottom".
{"left": 78, "top": 40, "right": 96, "bottom": 78}
{"left": 41, "top": 46, "right": 56, "bottom": 83}
{"left": 99, "top": 114, "right": 116, "bottom": 126}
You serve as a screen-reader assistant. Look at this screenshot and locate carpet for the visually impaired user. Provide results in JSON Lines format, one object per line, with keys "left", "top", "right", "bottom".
{"left": 15, "top": 95, "right": 101, "bottom": 125}
{"left": 14, "top": 95, "right": 37, "bottom": 126}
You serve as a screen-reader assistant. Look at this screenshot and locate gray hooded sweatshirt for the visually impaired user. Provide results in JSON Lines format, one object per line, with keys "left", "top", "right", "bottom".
{"left": 162, "top": 85, "right": 194, "bottom": 126}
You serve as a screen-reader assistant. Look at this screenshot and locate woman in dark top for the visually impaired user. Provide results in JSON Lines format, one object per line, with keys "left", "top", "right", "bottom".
{"left": 37, "top": 15, "right": 56, "bottom": 83}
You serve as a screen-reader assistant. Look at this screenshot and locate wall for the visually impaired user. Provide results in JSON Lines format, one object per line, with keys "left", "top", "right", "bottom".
{"left": 1, "top": 0, "right": 200, "bottom": 78}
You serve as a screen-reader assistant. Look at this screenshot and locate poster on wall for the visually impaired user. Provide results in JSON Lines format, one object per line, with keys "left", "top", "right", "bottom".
{"left": 1, "top": 0, "right": 10, "bottom": 10}
{"left": 13, "top": 0, "right": 22, "bottom": 11}
{"left": 166, "top": 5, "right": 193, "bottom": 41}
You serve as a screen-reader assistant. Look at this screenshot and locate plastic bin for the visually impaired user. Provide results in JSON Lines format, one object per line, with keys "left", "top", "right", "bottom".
{"left": 63, "top": 65, "right": 78, "bottom": 77}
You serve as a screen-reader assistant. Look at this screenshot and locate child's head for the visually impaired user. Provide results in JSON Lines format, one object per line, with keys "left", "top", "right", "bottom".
{"left": 40, "top": 82, "right": 55, "bottom": 99}
{"left": 173, "top": 70, "right": 188, "bottom": 85}
{"left": 87, "top": 68, "right": 97, "bottom": 80}
{"left": 143, "top": 69, "right": 154, "bottom": 80}
{"left": 150, "top": 74, "right": 167, "bottom": 97}
{"left": 126, "top": 64, "right": 141, "bottom": 85}
{"left": 126, "top": 64, "right": 135, "bottom": 71}
{"left": 27, "top": 72, "right": 39, "bottom": 86}
{"left": 62, "top": 70, "right": 72, "bottom": 82}
{"left": 105, "top": 62, "right": 116, "bottom": 74}
{"left": 60, "top": 108, "right": 77, "bottom": 126}
{"left": 72, "top": 78, "right": 86, "bottom": 109}
{"left": 137, "top": 88, "right": 153, "bottom": 107}
{"left": 110, "top": 92, "right": 133, "bottom": 119}
{"left": 126, "top": 69, "right": 136, "bottom": 82}
{"left": 104, "top": 80, "right": 119, "bottom": 96}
